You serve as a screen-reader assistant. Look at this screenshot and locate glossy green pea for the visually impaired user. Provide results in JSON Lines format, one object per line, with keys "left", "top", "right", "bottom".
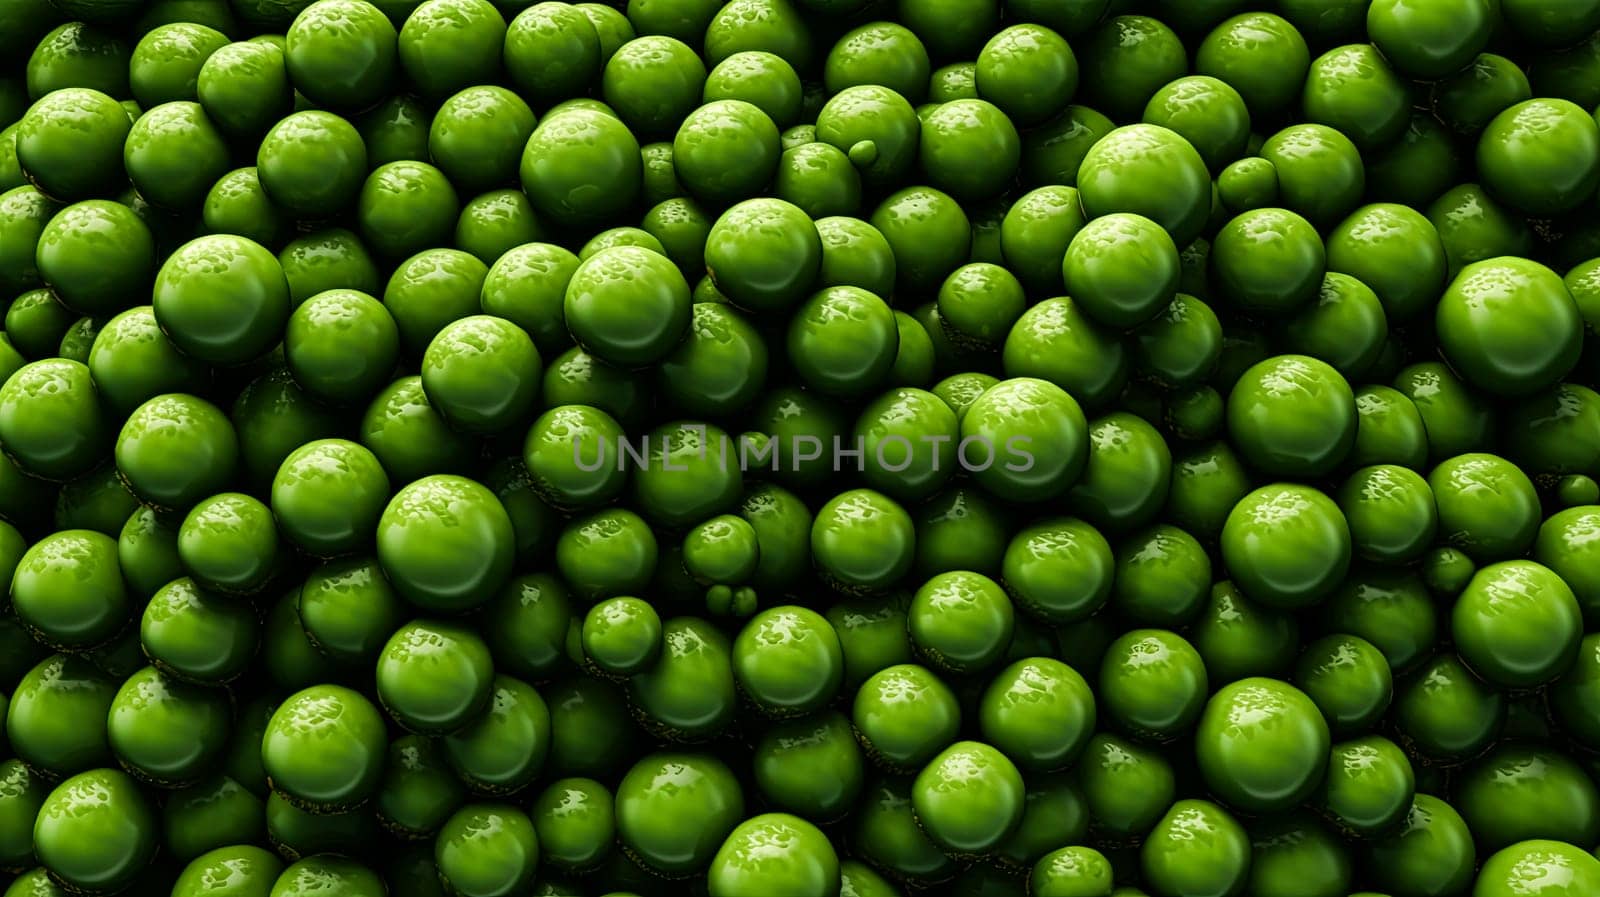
{"left": 477, "top": 573, "right": 571, "bottom": 682}
{"left": 683, "top": 514, "right": 758, "bottom": 587}
{"left": 519, "top": 108, "right": 642, "bottom": 230}
{"left": 850, "top": 387, "right": 957, "bottom": 501}
{"left": 1556, "top": 634, "right": 1600, "bottom": 752}
{"left": 1110, "top": 525, "right": 1211, "bottom": 625}
{"left": 268, "top": 439, "right": 389, "bottom": 559}
{"left": 10, "top": 528, "right": 127, "bottom": 650}
{"left": 961, "top": 377, "right": 1087, "bottom": 503}
{"left": 868, "top": 185, "right": 972, "bottom": 296}
{"left": 641, "top": 141, "right": 684, "bottom": 206}
{"left": 915, "top": 99, "right": 1019, "bottom": 204}
{"left": 615, "top": 752, "right": 742, "bottom": 877}
{"left": 630, "top": 420, "right": 742, "bottom": 528}
{"left": 912, "top": 486, "right": 1004, "bottom": 580}
{"left": 1301, "top": 43, "right": 1409, "bottom": 152}
{"left": 673, "top": 99, "right": 780, "bottom": 206}
{"left": 824, "top": 596, "right": 913, "bottom": 689}
{"left": 1293, "top": 634, "right": 1391, "bottom": 736}
{"left": 522, "top": 405, "right": 625, "bottom": 513}
{"left": 1503, "top": 383, "right": 1600, "bottom": 484}
{"left": 1077, "top": 16, "right": 1185, "bottom": 121}
{"left": 1367, "top": 0, "right": 1491, "bottom": 79}
{"left": 162, "top": 776, "right": 266, "bottom": 863}
{"left": 707, "top": 813, "right": 837, "bottom": 897}
{"left": 659, "top": 302, "right": 768, "bottom": 417}
{"left": 975, "top": 656, "right": 1094, "bottom": 772}
{"left": 1281, "top": 272, "right": 1388, "bottom": 381}
{"left": 278, "top": 228, "right": 380, "bottom": 308}
{"left": 269, "top": 855, "right": 385, "bottom": 897}
{"left": 1027, "top": 846, "right": 1112, "bottom": 897}
{"left": 1392, "top": 361, "right": 1493, "bottom": 463}
{"left": 809, "top": 489, "right": 913, "bottom": 594}
{"left": 6, "top": 289, "right": 76, "bottom": 361}
{"left": 1435, "top": 53, "right": 1530, "bottom": 137}
{"left": 256, "top": 111, "right": 368, "bottom": 220}
{"left": 1346, "top": 385, "right": 1425, "bottom": 471}
{"left": 432, "top": 803, "right": 540, "bottom": 897}
{"left": 1319, "top": 735, "right": 1414, "bottom": 836}
{"left": 1452, "top": 560, "right": 1582, "bottom": 689}
{"left": 1212, "top": 207, "right": 1325, "bottom": 318}
{"left": 154, "top": 233, "right": 291, "bottom": 364}
{"left": 282, "top": 289, "right": 399, "bottom": 406}
{"left": 1229, "top": 354, "right": 1356, "bottom": 478}
{"left": 530, "top": 777, "right": 613, "bottom": 874}
{"left": 581, "top": 597, "right": 662, "bottom": 678}
{"left": 15, "top": 90, "right": 129, "bottom": 202}
{"left": 375, "top": 620, "right": 494, "bottom": 734}
{"left": 440, "top": 674, "right": 549, "bottom": 795}
{"left": 202, "top": 167, "right": 289, "bottom": 248}
{"left": 1428, "top": 186, "right": 1533, "bottom": 286}
{"left": 541, "top": 347, "right": 648, "bottom": 427}
{"left": 36, "top": 199, "right": 154, "bottom": 318}
{"left": 1197, "top": 678, "right": 1330, "bottom": 813}
{"left": 1217, "top": 157, "right": 1277, "bottom": 214}
{"left": 1475, "top": 840, "right": 1600, "bottom": 897}
{"left": 1537, "top": 505, "right": 1600, "bottom": 625}
{"left": 5, "top": 654, "right": 114, "bottom": 777}
{"left": 1221, "top": 483, "right": 1351, "bottom": 611}
{"left": 853, "top": 663, "right": 959, "bottom": 771}
{"left": 999, "top": 517, "right": 1112, "bottom": 624}
{"left": 197, "top": 40, "right": 293, "bottom": 139}
{"left": 1392, "top": 650, "right": 1502, "bottom": 762}
{"left": 910, "top": 740, "right": 1024, "bottom": 856}
{"left": 1002, "top": 297, "right": 1128, "bottom": 413}
{"left": 1320, "top": 570, "right": 1435, "bottom": 677}
{"left": 852, "top": 776, "right": 956, "bottom": 885}
{"left": 53, "top": 465, "right": 136, "bottom": 537}
{"left": 1140, "top": 799, "right": 1250, "bottom": 897}
{"left": 395, "top": 0, "right": 505, "bottom": 100}
{"left": 124, "top": 101, "right": 229, "bottom": 212}
{"left": 503, "top": 1, "right": 600, "bottom": 100}
{"left": 731, "top": 606, "right": 842, "bottom": 716}
{"left": 378, "top": 475, "right": 514, "bottom": 612}
{"left": 1162, "top": 442, "right": 1249, "bottom": 543}
{"left": 384, "top": 248, "right": 489, "bottom": 359}
{"left": 284, "top": 0, "right": 397, "bottom": 110}
{"left": 907, "top": 570, "right": 1013, "bottom": 675}
{"left": 1438, "top": 257, "right": 1582, "bottom": 397}
{"left": 1191, "top": 582, "right": 1298, "bottom": 686}
{"left": 1338, "top": 465, "right": 1437, "bottom": 566}
{"left": 1074, "top": 732, "right": 1176, "bottom": 839}
{"left": 475, "top": 243, "right": 576, "bottom": 358}
{"left": 994, "top": 187, "right": 1080, "bottom": 297}
{"left": 1478, "top": 98, "right": 1600, "bottom": 217}
{"left": 555, "top": 508, "right": 657, "bottom": 601}
{"left": 1456, "top": 743, "right": 1600, "bottom": 852}
{"left": 1098, "top": 629, "right": 1206, "bottom": 741}
{"left": 997, "top": 773, "right": 1089, "bottom": 873}
{"left": 262, "top": 684, "right": 386, "bottom": 810}
{"left": 454, "top": 189, "right": 542, "bottom": 265}
{"left": 1429, "top": 453, "right": 1540, "bottom": 562}
{"left": 33, "top": 768, "right": 157, "bottom": 894}
{"left": 178, "top": 492, "right": 278, "bottom": 596}
{"left": 0, "top": 759, "right": 46, "bottom": 870}
{"left": 0, "top": 358, "right": 109, "bottom": 482}
{"left": 627, "top": 616, "right": 736, "bottom": 741}
{"left": 173, "top": 845, "right": 282, "bottom": 897}
{"left": 107, "top": 665, "right": 230, "bottom": 786}
{"left": 1259, "top": 123, "right": 1363, "bottom": 228}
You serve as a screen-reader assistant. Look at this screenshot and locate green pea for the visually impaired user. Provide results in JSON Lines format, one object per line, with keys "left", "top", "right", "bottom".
{"left": 1197, "top": 677, "right": 1330, "bottom": 813}
{"left": 33, "top": 769, "right": 158, "bottom": 894}
{"left": 1475, "top": 840, "right": 1600, "bottom": 897}
{"left": 1140, "top": 799, "right": 1250, "bottom": 897}
{"left": 16, "top": 91, "right": 130, "bottom": 202}
{"left": 1111, "top": 524, "right": 1211, "bottom": 626}
{"left": 1098, "top": 629, "right": 1206, "bottom": 741}
{"left": 269, "top": 855, "right": 385, "bottom": 897}
{"left": 177, "top": 492, "right": 278, "bottom": 596}
{"left": 0, "top": 358, "right": 110, "bottom": 482}
{"left": 708, "top": 813, "right": 839, "bottom": 897}
{"left": 1321, "top": 569, "right": 1437, "bottom": 675}
{"left": 1259, "top": 123, "right": 1364, "bottom": 228}
{"left": 1293, "top": 634, "right": 1391, "bottom": 737}
{"left": 852, "top": 776, "right": 956, "bottom": 885}
{"left": 5, "top": 654, "right": 115, "bottom": 778}
{"left": 615, "top": 752, "right": 743, "bottom": 876}
{"left": 1338, "top": 464, "right": 1437, "bottom": 566}
{"left": 1392, "top": 653, "right": 1503, "bottom": 763}
{"left": 173, "top": 846, "right": 282, "bottom": 897}
{"left": 1455, "top": 743, "right": 1600, "bottom": 853}
{"left": 1453, "top": 560, "right": 1582, "bottom": 689}
{"left": 262, "top": 685, "right": 386, "bottom": 811}
{"left": 530, "top": 776, "right": 613, "bottom": 875}
{"left": 738, "top": 483, "right": 813, "bottom": 591}
{"left": 163, "top": 777, "right": 265, "bottom": 863}
{"left": 996, "top": 773, "right": 1089, "bottom": 873}
{"left": 1319, "top": 735, "right": 1415, "bottom": 836}
{"left": 107, "top": 664, "right": 231, "bottom": 786}
{"left": 198, "top": 40, "right": 293, "bottom": 139}
{"left": 1073, "top": 732, "right": 1176, "bottom": 839}
{"left": 752, "top": 710, "right": 863, "bottom": 822}
{"left": 582, "top": 597, "right": 662, "bottom": 678}
{"left": 1222, "top": 483, "right": 1351, "bottom": 610}
{"left": 908, "top": 570, "right": 1014, "bottom": 675}
{"left": 53, "top": 465, "right": 136, "bottom": 538}
{"left": 627, "top": 616, "right": 736, "bottom": 741}
{"left": 853, "top": 663, "right": 960, "bottom": 771}
{"left": 1478, "top": 98, "right": 1600, "bottom": 217}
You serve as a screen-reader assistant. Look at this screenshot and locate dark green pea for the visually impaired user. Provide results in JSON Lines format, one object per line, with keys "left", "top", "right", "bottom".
{"left": 1504, "top": 384, "right": 1600, "bottom": 483}
{"left": 5, "top": 654, "right": 114, "bottom": 777}
{"left": 1318, "top": 735, "right": 1414, "bottom": 836}
{"left": 825, "top": 595, "right": 913, "bottom": 690}
{"left": 1246, "top": 814, "right": 1352, "bottom": 897}
{"left": 269, "top": 855, "right": 385, "bottom": 897}
{"left": 737, "top": 482, "right": 813, "bottom": 592}
{"left": 1110, "top": 525, "right": 1210, "bottom": 626}
{"left": 911, "top": 740, "right": 1025, "bottom": 855}
{"left": 10, "top": 529, "right": 127, "bottom": 651}
{"left": 1456, "top": 743, "right": 1600, "bottom": 852}
{"left": 545, "top": 676, "right": 636, "bottom": 779}
{"left": 521, "top": 405, "right": 624, "bottom": 514}
{"left": 1555, "top": 635, "right": 1600, "bottom": 750}
{"left": 824, "top": 22, "right": 928, "bottom": 101}
{"left": 197, "top": 40, "right": 293, "bottom": 139}
{"left": 173, "top": 846, "right": 281, "bottom": 897}
{"left": 1393, "top": 653, "right": 1503, "bottom": 763}
{"left": 1556, "top": 476, "right": 1599, "bottom": 508}
{"left": 1002, "top": 297, "right": 1128, "bottom": 414}
{"left": 291, "top": 557, "right": 401, "bottom": 666}
{"left": 1338, "top": 465, "right": 1437, "bottom": 566}
{"left": 261, "top": 684, "right": 387, "bottom": 811}
{"left": 162, "top": 777, "right": 264, "bottom": 863}
{"left": 1140, "top": 799, "right": 1250, "bottom": 897}
{"left": 1429, "top": 453, "right": 1540, "bottom": 562}
{"left": 283, "top": 0, "right": 396, "bottom": 110}
{"left": 1197, "top": 677, "right": 1330, "bottom": 814}
{"left": 279, "top": 228, "right": 381, "bottom": 309}
{"left": 1217, "top": 156, "right": 1278, "bottom": 215}
{"left": 479, "top": 573, "right": 572, "bottom": 682}
{"left": 910, "top": 486, "right": 1003, "bottom": 579}
{"left": 0, "top": 358, "right": 110, "bottom": 482}
{"left": 375, "top": 619, "right": 494, "bottom": 735}
{"left": 1076, "top": 15, "right": 1185, "bottom": 122}
{"left": 223, "top": 695, "right": 275, "bottom": 797}
{"left": 1074, "top": 732, "right": 1176, "bottom": 839}
{"left": 107, "top": 664, "right": 230, "bottom": 786}
{"left": 532, "top": 777, "right": 613, "bottom": 874}
{"left": 1365, "top": 112, "right": 1461, "bottom": 209}
{"left": 53, "top": 464, "right": 136, "bottom": 537}
{"left": 814, "top": 215, "right": 896, "bottom": 300}
{"left": 1321, "top": 569, "right": 1436, "bottom": 675}
{"left": 852, "top": 776, "right": 956, "bottom": 885}
{"left": 540, "top": 346, "right": 648, "bottom": 428}
{"left": 993, "top": 772, "right": 1088, "bottom": 873}
{"left": 32, "top": 768, "right": 158, "bottom": 894}
{"left": 5, "top": 289, "right": 75, "bottom": 361}
{"left": 1350, "top": 384, "right": 1427, "bottom": 470}
{"left": 0, "top": 759, "right": 46, "bottom": 870}
{"left": 1193, "top": 581, "right": 1300, "bottom": 685}
{"left": 1164, "top": 441, "right": 1251, "bottom": 543}
{"left": 441, "top": 673, "right": 548, "bottom": 795}
{"left": 627, "top": 616, "right": 736, "bottom": 741}
{"left": 1293, "top": 634, "right": 1392, "bottom": 737}
{"left": 752, "top": 710, "right": 863, "bottom": 823}
{"left": 615, "top": 752, "right": 743, "bottom": 877}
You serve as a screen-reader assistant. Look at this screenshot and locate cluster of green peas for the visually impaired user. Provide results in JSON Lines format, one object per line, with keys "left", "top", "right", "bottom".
{"left": 1, "top": 0, "right": 1600, "bottom": 895}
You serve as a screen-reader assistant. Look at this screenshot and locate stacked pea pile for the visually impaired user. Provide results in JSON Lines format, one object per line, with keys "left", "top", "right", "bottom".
{"left": 2, "top": 0, "right": 1600, "bottom": 895}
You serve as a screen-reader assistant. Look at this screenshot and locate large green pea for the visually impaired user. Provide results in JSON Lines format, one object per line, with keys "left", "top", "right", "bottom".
{"left": 107, "top": 665, "right": 230, "bottom": 786}
{"left": 1321, "top": 569, "right": 1436, "bottom": 676}
{"left": 853, "top": 663, "right": 960, "bottom": 772}
{"left": 911, "top": 740, "right": 1025, "bottom": 855}
{"left": 870, "top": 185, "right": 973, "bottom": 295}
{"left": 563, "top": 245, "right": 691, "bottom": 369}
{"left": 787, "top": 285, "right": 898, "bottom": 398}
{"left": 1478, "top": 98, "right": 1600, "bottom": 217}
{"left": 1140, "top": 799, "right": 1250, "bottom": 897}
{"left": 283, "top": 0, "right": 397, "bottom": 110}
{"left": 0, "top": 759, "right": 46, "bottom": 870}
{"left": 1503, "top": 384, "right": 1600, "bottom": 485}
{"left": 555, "top": 508, "right": 657, "bottom": 601}
{"left": 0, "top": 358, "right": 110, "bottom": 482}
{"left": 1222, "top": 484, "right": 1351, "bottom": 609}
{"left": 1073, "top": 732, "right": 1176, "bottom": 839}
{"left": 810, "top": 489, "right": 913, "bottom": 594}
{"left": 136, "top": 577, "right": 254, "bottom": 686}
{"left": 1393, "top": 361, "right": 1494, "bottom": 463}
{"left": 123, "top": 102, "right": 230, "bottom": 212}
{"left": 960, "top": 377, "right": 1087, "bottom": 503}
{"left": 708, "top": 813, "right": 839, "bottom": 897}
{"left": 260, "top": 591, "right": 346, "bottom": 697}
{"left": 36, "top": 200, "right": 154, "bottom": 319}
{"left": 256, "top": 111, "right": 368, "bottom": 220}
{"left": 519, "top": 106, "right": 641, "bottom": 230}
{"left": 453, "top": 188, "right": 541, "bottom": 268}
{"left": 282, "top": 289, "right": 398, "bottom": 407}
{"left": 978, "top": 656, "right": 1095, "bottom": 771}
{"left": 162, "top": 776, "right": 266, "bottom": 863}
{"left": 479, "top": 243, "right": 577, "bottom": 358}
{"left": 1555, "top": 635, "right": 1600, "bottom": 750}
{"left": 443, "top": 674, "right": 549, "bottom": 795}
{"left": 814, "top": 85, "right": 920, "bottom": 190}
{"left": 386, "top": 248, "right": 492, "bottom": 360}
{"left": 627, "top": 616, "right": 736, "bottom": 741}
{"left": 261, "top": 685, "right": 386, "bottom": 810}
{"left": 33, "top": 768, "right": 157, "bottom": 894}
{"left": 1211, "top": 207, "right": 1324, "bottom": 318}
{"left": 1293, "top": 634, "right": 1391, "bottom": 736}
{"left": 1227, "top": 354, "right": 1355, "bottom": 478}
{"left": 615, "top": 752, "right": 743, "bottom": 877}
{"left": 995, "top": 772, "right": 1089, "bottom": 873}
{"left": 266, "top": 439, "right": 387, "bottom": 559}
{"left": 279, "top": 228, "right": 380, "bottom": 308}
{"left": 529, "top": 776, "right": 613, "bottom": 875}
{"left": 852, "top": 776, "right": 956, "bottom": 885}
{"left": 1338, "top": 464, "right": 1437, "bottom": 565}
{"left": 752, "top": 710, "right": 863, "bottom": 822}
{"left": 292, "top": 557, "right": 401, "bottom": 666}
{"left": 731, "top": 606, "right": 842, "bottom": 717}
{"left": 1110, "top": 524, "right": 1211, "bottom": 626}
{"left": 1429, "top": 453, "right": 1540, "bottom": 562}
{"left": 1259, "top": 123, "right": 1364, "bottom": 228}
{"left": 152, "top": 234, "right": 291, "bottom": 364}
{"left": 197, "top": 40, "right": 294, "bottom": 140}
{"left": 432, "top": 803, "right": 539, "bottom": 897}
{"left": 673, "top": 99, "right": 780, "bottom": 206}
{"left": 581, "top": 597, "right": 662, "bottom": 678}
{"left": 1281, "top": 272, "right": 1388, "bottom": 381}
{"left": 1059, "top": 213, "right": 1178, "bottom": 331}
{"left": 1456, "top": 743, "right": 1600, "bottom": 852}
{"left": 1197, "top": 678, "right": 1331, "bottom": 813}
{"left": 1063, "top": 413, "right": 1171, "bottom": 536}
{"left": 1453, "top": 560, "right": 1582, "bottom": 689}
{"left": 15, "top": 91, "right": 130, "bottom": 202}
{"left": 1437, "top": 257, "right": 1582, "bottom": 397}
{"left": 1348, "top": 385, "right": 1426, "bottom": 470}
{"left": 1098, "top": 629, "right": 1206, "bottom": 741}
{"left": 176, "top": 492, "right": 277, "bottom": 596}
{"left": 1474, "top": 840, "right": 1600, "bottom": 897}
{"left": 1000, "top": 517, "right": 1112, "bottom": 624}
{"left": 1319, "top": 735, "right": 1414, "bottom": 836}
{"left": 5, "top": 654, "right": 114, "bottom": 777}
{"left": 173, "top": 846, "right": 282, "bottom": 897}
{"left": 1003, "top": 297, "right": 1128, "bottom": 413}
{"left": 377, "top": 475, "right": 514, "bottom": 613}
{"left": 375, "top": 619, "right": 494, "bottom": 734}
{"left": 522, "top": 404, "right": 626, "bottom": 512}
{"left": 1537, "top": 505, "right": 1600, "bottom": 624}
{"left": 917, "top": 99, "right": 1020, "bottom": 203}
{"left": 10, "top": 529, "right": 128, "bottom": 650}
{"left": 1428, "top": 184, "right": 1533, "bottom": 281}
{"left": 907, "top": 570, "right": 1013, "bottom": 675}
{"left": 911, "top": 486, "right": 1004, "bottom": 580}
{"left": 1393, "top": 651, "right": 1503, "bottom": 762}
{"left": 359, "top": 375, "right": 476, "bottom": 484}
